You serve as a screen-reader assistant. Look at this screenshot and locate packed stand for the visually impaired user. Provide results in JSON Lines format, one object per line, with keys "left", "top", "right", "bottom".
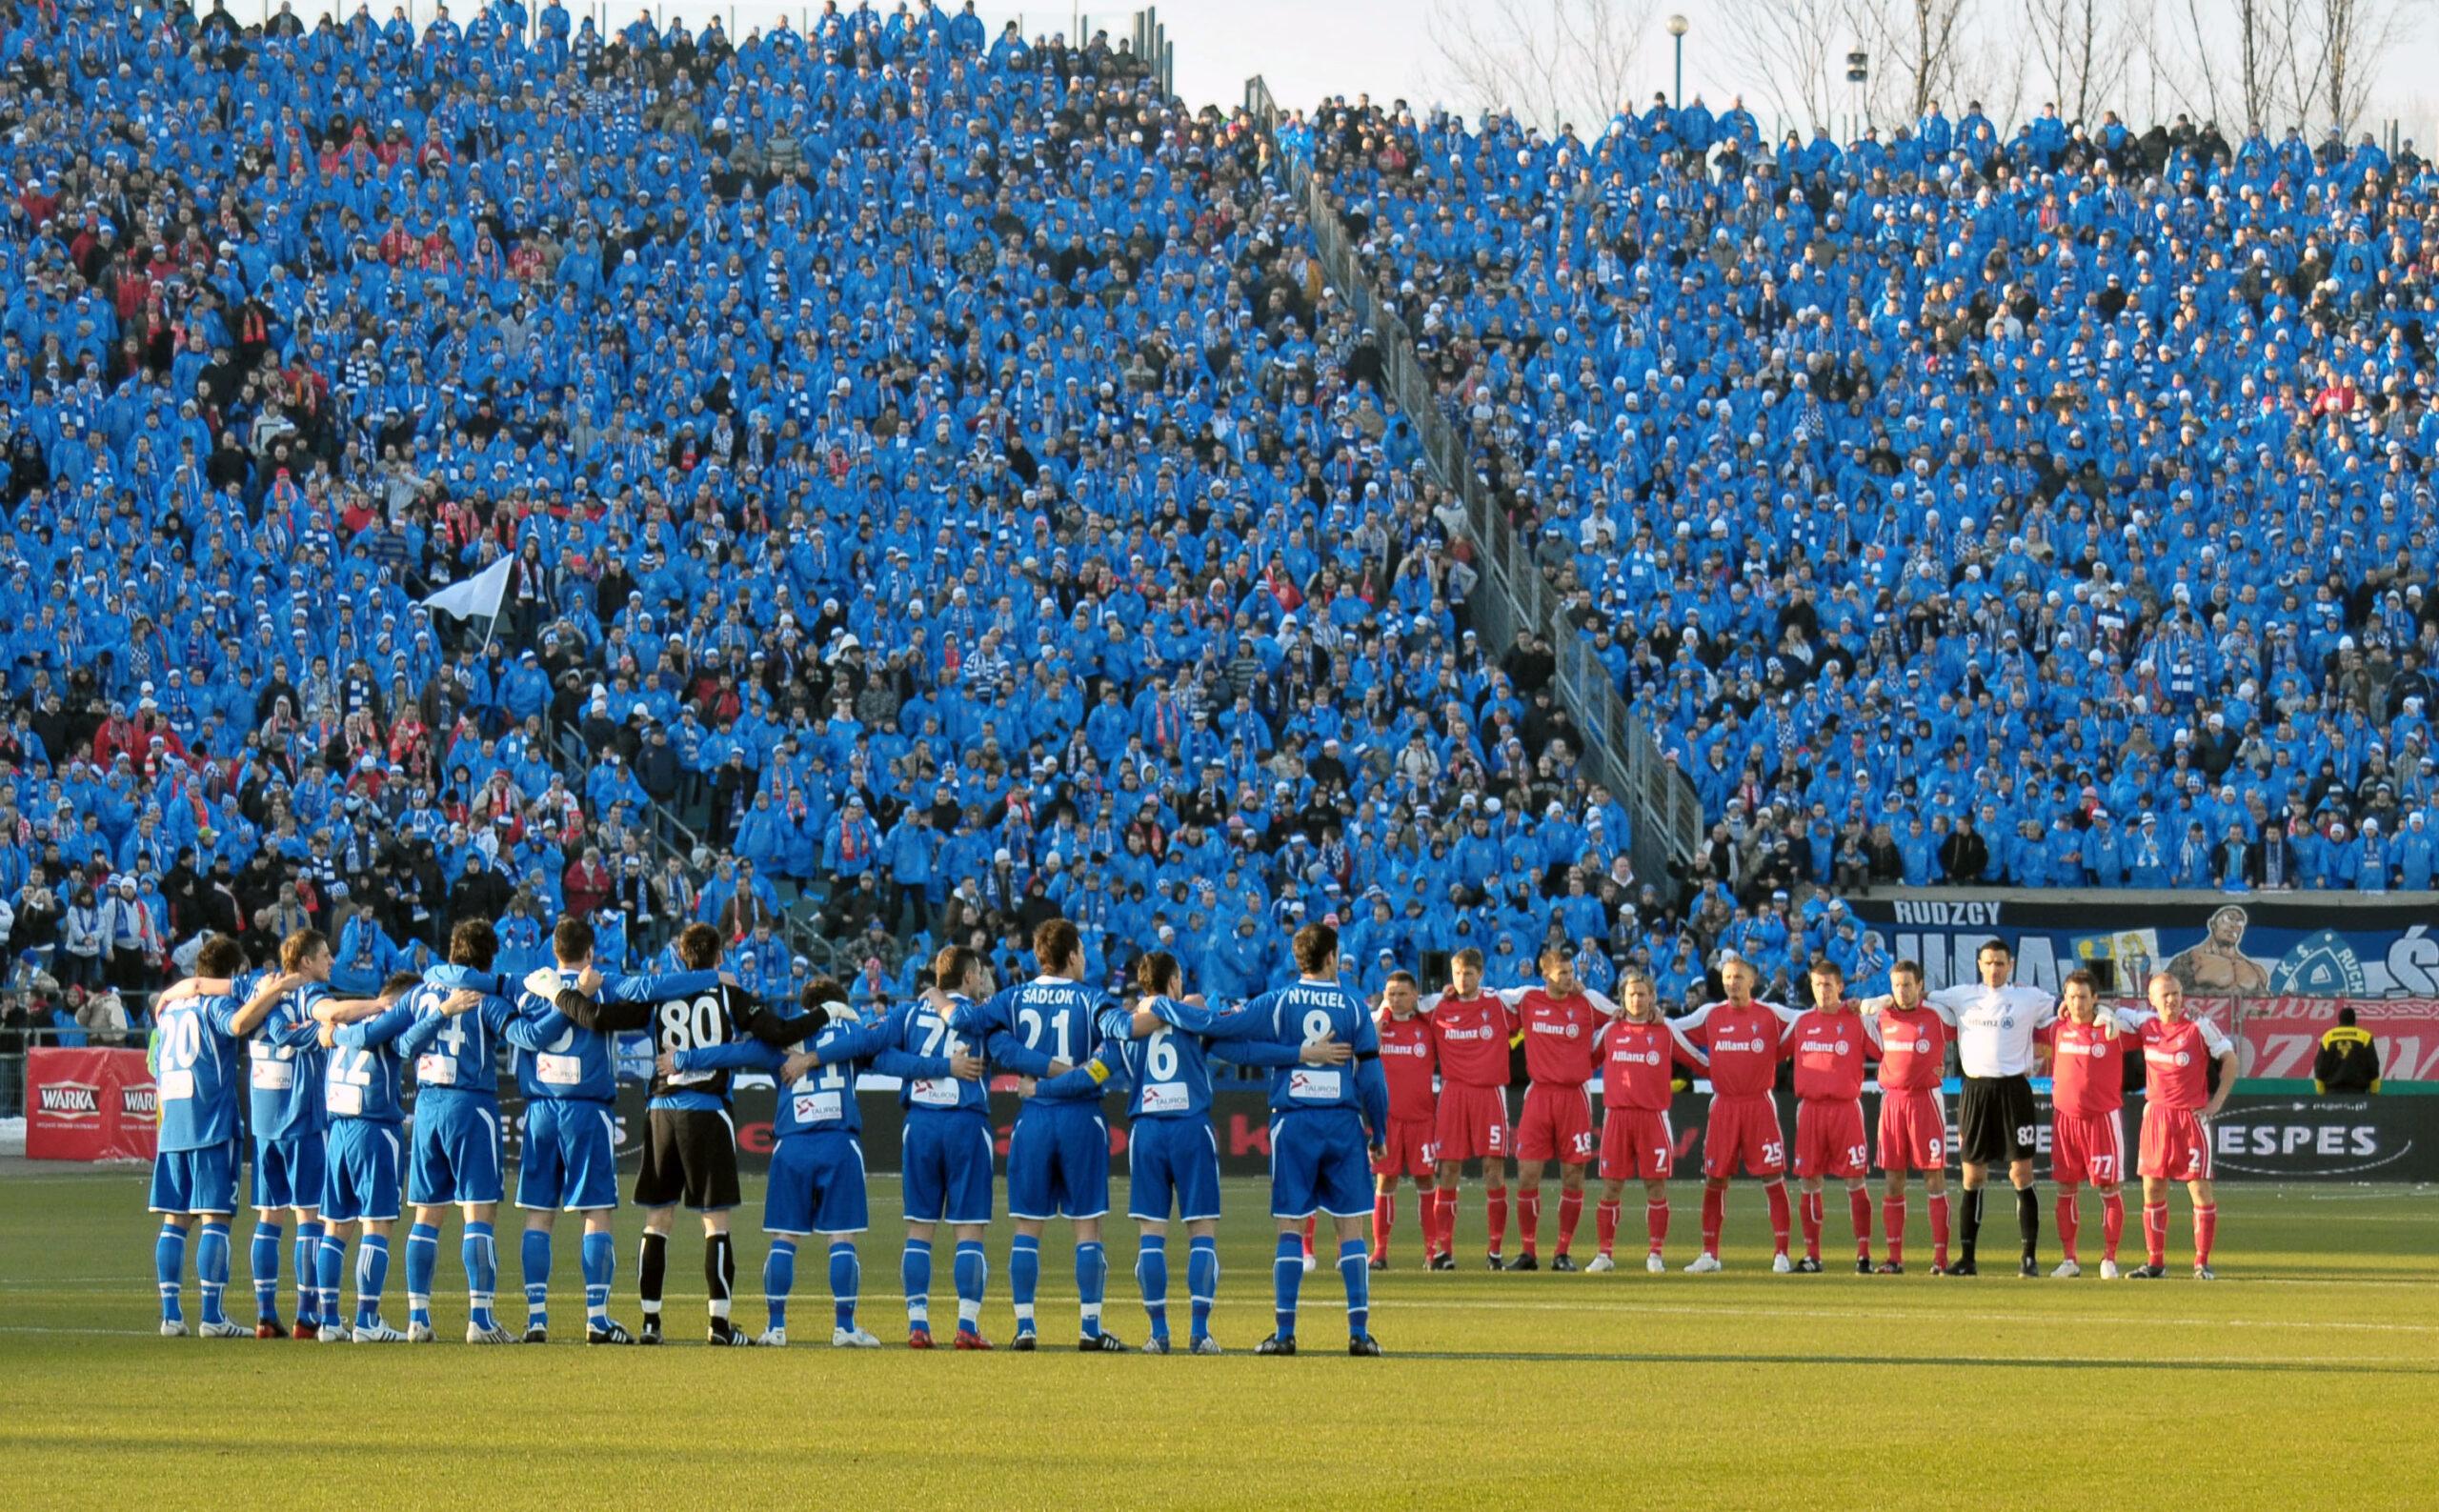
{"left": 0, "top": 0, "right": 1703, "bottom": 1075}
{"left": 1299, "top": 94, "right": 2439, "bottom": 925}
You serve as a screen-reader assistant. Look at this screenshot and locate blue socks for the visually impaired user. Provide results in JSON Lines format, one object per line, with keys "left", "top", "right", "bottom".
{"left": 523, "top": 1227, "right": 553, "bottom": 1328}
{"left": 251, "top": 1221, "right": 282, "bottom": 1321}
{"left": 195, "top": 1220, "right": 231, "bottom": 1327}
{"left": 953, "top": 1240, "right": 986, "bottom": 1335}
{"left": 465, "top": 1220, "right": 497, "bottom": 1331}
{"left": 1273, "top": 1232, "right": 1304, "bottom": 1339}
{"left": 1339, "top": 1238, "right": 1370, "bottom": 1341}
{"left": 155, "top": 1221, "right": 188, "bottom": 1323}
{"left": 829, "top": 1241, "right": 857, "bottom": 1331}
{"left": 1077, "top": 1240, "right": 1106, "bottom": 1340}
{"left": 764, "top": 1240, "right": 796, "bottom": 1331}
{"left": 580, "top": 1230, "right": 615, "bottom": 1327}
{"left": 354, "top": 1233, "right": 390, "bottom": 1328}
{"left": 294, "top": 1220, "right": 324, "bottom": 1325}
{"left": 1136, "top": 1236, "right": 1169, "bottom": 1341}
{"left": 405, "top": 1222, "right": 440, "bottom": 1328}
{"left": 315, "top": 1229, "right": 345, "bottom": 1326}
{"left": 1187, "top": 1236, "right": 1219, "bottom": 1344}
{"left": 1009, "top": 1233, "right": 1040, "bottom": 1334}
{"left": 903, "top": 1240, "right": 933, "bottom": 1333}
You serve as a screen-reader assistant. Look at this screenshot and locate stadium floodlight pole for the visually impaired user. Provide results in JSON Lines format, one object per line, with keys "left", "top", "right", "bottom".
{"left": 1666, "top": 15, "right": 1688, "bottom": 111}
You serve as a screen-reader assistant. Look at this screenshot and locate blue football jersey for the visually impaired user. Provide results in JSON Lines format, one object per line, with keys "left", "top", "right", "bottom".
{"left": 1243, "top": 978, "right": 1390, "bottom": 1125}
{"left": 957, "top": 978, "right": 1113, "bottom": 1105}
{"left": 678, "top": 1005, "right": 955, "bottom": 1139}
{"left": 509, "top": 967, "right": 718, "bottom": 1102}
{"left": 394, "top": 973, "right": 519, "bottom": 1101}
{"left": 895, "top": 996, "right": 991, "bottom": 1116}
{"left": 152, "top": 992, "right": 245, "bottom": 1152}
{"left": 1102, "top": 996, "right": 1306, "bottom": 1121}
{"left": 248, "top": 978, "right": 330, "bottom": 1142}
{"left": 324, "top": 999, "right": 419, "bottom": 1124}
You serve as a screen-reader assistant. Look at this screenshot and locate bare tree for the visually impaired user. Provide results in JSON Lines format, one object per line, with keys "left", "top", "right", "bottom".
{"left": 1855, "top": 0, "right": 1981, "bottom": 122}
{"left": 2026, "top": 0, "right": 2129, "bottom": 123}
{"left": 1425, "top": 0, "right": 1654, "bottom": 137}
{"left": 1714, "top": 0, "right": 1850, "bottom": 133}
{"left": 2304, "top": 0, "right": 2411, "bottom": 136}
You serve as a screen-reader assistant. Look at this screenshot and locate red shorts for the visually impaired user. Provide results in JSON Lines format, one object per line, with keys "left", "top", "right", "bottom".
{"left": 1794, "top": 1099, "right": 1868, "bottom": 1179}
{"left": 1515, "top": 1082, "right": 1597, "bottom": 1164}
{"left": 2050, "top": 1109, "right": 2127, "bottom": 1186}
{"left": 1875, "top": 1087, "right": 1948, "bottom": 1172}
{"left": 1433, "top": 1082, "right": 1511, "bottom": 1164}
{"left": 1599, "top": 1107, "right": 1675, "bottom": 1182}
{"left": 1703, "top": 1093, "right": 1785, "bottom": 1179}
{"left": 2139, "top": 1105, "right": 2213, "bottom": 1181}
{"left": 1371, "top": 1117, "right": 1439, "bottom": 1179}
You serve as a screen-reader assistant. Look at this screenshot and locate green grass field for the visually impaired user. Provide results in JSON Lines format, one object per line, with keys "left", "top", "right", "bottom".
{"left": 3, "top": 1165, "right": 2434, "bottom": 1510}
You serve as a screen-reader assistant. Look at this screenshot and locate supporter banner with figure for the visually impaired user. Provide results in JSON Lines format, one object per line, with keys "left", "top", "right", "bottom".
{"left": 1845, "top": 891, "right": 2439, "bottom": 1080}
{"left": 24, "top": 1047, "right": 157, "bottom": 1161}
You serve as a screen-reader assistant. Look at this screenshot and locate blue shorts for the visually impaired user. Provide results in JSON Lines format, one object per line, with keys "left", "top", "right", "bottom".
{"left": 765, "top": 1131, "right": 869, "bottom": 1237}
{"left": 320, "top": 1119, "right": 404, "bottom": 1223}
{"left": 151, "top": 1139, "right": 240, "bottom": 1215}
{"left": 1006, "top": 1100, "right": 1110, "bottom": 1221}
{"left": 1125, "top": 1117, "right": 1222, "bottom": 1223}
{"left": 252, "top": 1135, "right": 325, "bottom": 1212}
{"left": 1270, "top": 1108, "right": 1371, "bottom": 1220}
{"left": 407, "top": 1094, "right": 504, "bottom": 1207}
{"left": 900, "top": 1110, "right": 994, "bottom": 1227}
{"left": 516, "top": 1099, "right": 622, "bottom": 1212}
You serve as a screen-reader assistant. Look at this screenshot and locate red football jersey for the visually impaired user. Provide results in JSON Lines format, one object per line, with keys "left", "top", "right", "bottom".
{"left": 1426, "top": 992, "right": 1516, "bottom": 1088}
{"left": 2046, "top": 1017, "right": 2134, "bottom": 1116}
{"left": 1874, "top": 1003, "right": 1949, "bottom": 1091}
{"left": 1789, "top": 1008, "right": 1873, "bottom": 1102}
{"left": 1516, "top": 989, "right": 1602, "bottom": 1087}
{"left": 1678, "top": 999, "right": 1796, "bottom": 1099}
{"left": 1597, "top": 1016, "right": 1700, "bottom": 1110}
{"left": 1375, "top": 1011, "right": 1439, "bottom": 1121}
{"left": 2139, "top": 1014, "right": 2233, "bottom": 1111}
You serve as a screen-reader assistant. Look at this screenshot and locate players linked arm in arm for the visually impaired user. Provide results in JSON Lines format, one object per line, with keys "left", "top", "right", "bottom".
{"left": 519, "top": 966, "right": 726, "bottom": 1034}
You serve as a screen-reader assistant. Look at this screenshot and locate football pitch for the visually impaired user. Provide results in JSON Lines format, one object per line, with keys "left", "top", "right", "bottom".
{"left": 3, "top": 1167, "right": 2433, "bottom": 1511}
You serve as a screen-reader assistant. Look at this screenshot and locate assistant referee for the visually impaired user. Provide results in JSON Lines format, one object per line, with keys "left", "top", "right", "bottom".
{"left": 1926, "top": 940, "right": 2059, "bottom": 1277}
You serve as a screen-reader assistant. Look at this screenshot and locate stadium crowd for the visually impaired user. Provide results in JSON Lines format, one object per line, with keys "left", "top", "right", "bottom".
{"left": 7, "top": 0, "right": 2439, "bottom": 1082}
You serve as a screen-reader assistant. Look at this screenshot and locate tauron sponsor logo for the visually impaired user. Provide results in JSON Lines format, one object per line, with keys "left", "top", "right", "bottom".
{"left": 38, "top": 1082, "right": 101, "bottom": 1120}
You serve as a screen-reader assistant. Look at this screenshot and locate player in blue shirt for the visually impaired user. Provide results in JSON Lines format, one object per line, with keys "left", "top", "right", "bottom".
{"left": 147, "top": 935, "right": 279, "bottom": 1338}
{"left": 953, "top": 918, "right": 1127, "bottom": 1351}
{"left": 869, "top": 946, "right": 1003, "bottom": 1347}
{"left": 1047, "top": 949, "right": 1351, "bottom": 1353}
{"left": 391, "top": 918, "right": 538, "bottom": 1344}
{"left": 667, "top": 977, "right": 980, "bottom": 1346}
{"left": 1241, "top": 923, "right": 1392, "bottom": 1356}
{"left": 309, "top": 970, "right": 443, "bottom": 1342}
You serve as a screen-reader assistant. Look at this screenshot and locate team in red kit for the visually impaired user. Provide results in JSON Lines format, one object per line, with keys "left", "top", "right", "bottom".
{"left": 1363, "top": 944, "right": 2235, "bottom": 1280}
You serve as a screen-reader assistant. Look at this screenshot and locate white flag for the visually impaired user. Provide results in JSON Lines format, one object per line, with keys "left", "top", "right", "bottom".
{"left": 420, "top": 554, "right": 514, "bottom": 622}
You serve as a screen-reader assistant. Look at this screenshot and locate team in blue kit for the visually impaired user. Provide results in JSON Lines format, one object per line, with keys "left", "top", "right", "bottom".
{"left": 146, "top": 917, "right": 1400, "bottom": 1356}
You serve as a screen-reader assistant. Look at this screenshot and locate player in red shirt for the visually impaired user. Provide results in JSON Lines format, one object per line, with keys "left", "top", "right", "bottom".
{"left": 1370, "top": 973, "right": 1441, "bottom": 1268}
{"left": 1789, "top": 960, "right": 1880, "bottom": 1274}
{"left": 1858, "top": 959, "right": 1955, "bottom": 1273}
{"left": 1505, "top": 949, "right": 1620, "bottom": 1271}
{"left": 2118, "top": 975, "right": 2238, "bottom": 1279}
{"left": 2043, "top": 969, "right": 2135, "bottom": 1279}
{"left": 1590, "top": 970, "right": 1706, "bottom": 1272}
{"left": 1673, "top": 956, "right": 1801, "bottom": 1272}
{"left": 1424, "top": 948, "right": 1518, "bottom": 1270}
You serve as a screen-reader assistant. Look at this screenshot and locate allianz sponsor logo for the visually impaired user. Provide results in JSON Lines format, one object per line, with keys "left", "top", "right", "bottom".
{"left": 38, "top": 1081, "right": 100, "bottom": 1120}
{"left": 1888, "top": 900, "right": 2005, "bottom": 927}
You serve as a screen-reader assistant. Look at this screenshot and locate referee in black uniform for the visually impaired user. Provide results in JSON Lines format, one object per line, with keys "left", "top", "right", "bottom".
{"left": 1925, "top": 940, "right": 2059, "bottom": 1276}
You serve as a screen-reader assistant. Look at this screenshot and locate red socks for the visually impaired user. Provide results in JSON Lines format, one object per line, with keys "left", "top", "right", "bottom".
{"left": 1846, "top": 1186, "right": 1872, "bottom": 1258}
{"left": 1595, "top": 1200, "right": 1621, "bottom": 1257}
{"left": 1927, "top": 1192, "right": 1951, "bottom": 1268}
{"left": 2144, "top": 1201, "right": 2169, "bottom": 1267}
{"left": 1645, "top": 1198, "right": 1668, "bottom": 1254}
{"left": 1799, "top": 1190, "right": 1824, "bottom": 1260}
{"left": 2194, "top": 1203, "right": 2217, "bottom": 1267}
{"left": 1555, "top": 1192, "right": 1582, "bottom": 1257}
{"left": 2056, "top": 1192, "right": 2081, "bottom": 1261}
{"left": 1764, "top": 1181, "right": 1791, "bottom": 1257}
{"left": 1432, "top": 1187, "right": 1457, "bottom": 1260}
{"left": 1373, "top": 1194, "right": 1394, "bottom": 1257}
{"left": 1485, "top": 1190, "right": 1509, "bottom": 1257}
{"left": 1301, "top": 1216, "right": 1316, "bottom": 1258}
{"left": 1517, "top": 1193, "right": 1541, "bottom": 1257}
{"left": 2101, "top": 1192, "right": 2125, "bottom": 1260}
{"left": 1700, "top": 1185, "right": 1724, "bottom": 1256}
{"left": 1883, "top": 1194, "right": 1906, "bottom": 1264}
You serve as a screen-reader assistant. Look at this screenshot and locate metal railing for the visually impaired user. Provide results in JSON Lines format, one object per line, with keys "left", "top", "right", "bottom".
{"left": 1241, "top": 78, "right": 1703, "bottom": 886}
